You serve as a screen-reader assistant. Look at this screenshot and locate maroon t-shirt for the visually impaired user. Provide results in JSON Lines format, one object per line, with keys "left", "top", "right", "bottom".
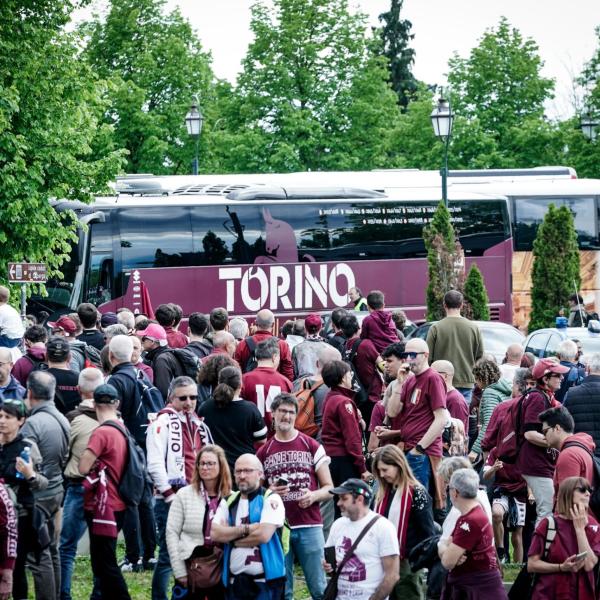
{"left": 84, "top": 420, "right": 128, "bottom": 512}
{"left": 392, "top": 367, "right": 446, "bottom": 457}
{"left": 257, "top": 432, "right": 330, "bottom": 528}
{"left": 241, "top": 367, "right": 293, "bottom": 432}
{"left": 517, "top": 389, "right": 559, "bottom": 478}
{"left": 368, "top": 401, "right": 386, "bottom": 432}
{"left": 446, "top": 389, "right": 469, "bottom": 433}
{"left": 451, "top": 504, "right": 498, "bottom": 575}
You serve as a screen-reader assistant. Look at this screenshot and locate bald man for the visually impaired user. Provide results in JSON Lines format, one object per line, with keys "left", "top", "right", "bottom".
{"left": 211, "top": 331, "right": 237, "bottom": 358}
{"left": 0, "top": 347, "right": 25, "bottom": 401}
{"left": 235, "top": 309, "right": 294, "bottom": 380}
{"left": 387, "top": 339, "right": 448, "bottom": 497}
{"left": 211, "top": 453, "right": 286, "bottom": 599}
{"left": 500, "top": 344, "right": 525, "bottom": 383}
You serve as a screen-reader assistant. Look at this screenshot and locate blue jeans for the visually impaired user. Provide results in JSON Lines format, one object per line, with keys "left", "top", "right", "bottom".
{"left": 456, "top": 387, "right": 473, "bottom": 405}
{"left": 151, "top": 499, "right": 171, "bottom": 600}
{"left": 406, "top": 452, "right": 431, "bottom": 491}
{"left": 285, "top": 527, "right": 326, "bottom": 600}
{"left": 60, "top": 485, "right": 88, "bottom": 600}
{"left": 0, "top": 334, "right": 21, "bottom": 348}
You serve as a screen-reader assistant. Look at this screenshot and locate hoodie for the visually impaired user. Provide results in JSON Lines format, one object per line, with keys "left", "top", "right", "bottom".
{"left": 12, "top": 346, "right": 47, "bottom": 386}
{"left": 471, "top": 378, "right": 513, "bottom": 455}
{"left": 359, "top": 310, "right": 399, "bottom": 354}
{"left": 556, "top": 432, "right": 596, "bottom": 495}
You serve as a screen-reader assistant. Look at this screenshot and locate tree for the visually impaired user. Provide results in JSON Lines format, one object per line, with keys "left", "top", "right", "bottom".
{"left": 377, "top": 0, "right": 417, "bottom": 111}
{"left": 0, "top": 1, "right": 125, "bottom": 304}
{"left": 464, "top": 264, "right": 490, "bottom": 321}
{"left": 529, "top": 204, "right": 580, "bottom": 332}
{"left": 423, "top": 202, "right": 465, "bottom": 321}
{"left": 81, "top": 0, "right": 216, "bottom": 174}
{"left": 227, "top": 0, "right": 402, "bottom": 173}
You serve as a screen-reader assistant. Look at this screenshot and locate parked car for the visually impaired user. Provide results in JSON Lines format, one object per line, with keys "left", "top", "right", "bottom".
{"left": 407, "top": 320, "right": 525, "bottom": 364}
{"left": 523, "top": 321, "right": 600, "bottom": 358}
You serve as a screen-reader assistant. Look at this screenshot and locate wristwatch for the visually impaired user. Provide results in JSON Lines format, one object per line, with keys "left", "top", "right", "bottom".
{"left": 415, "top": 444, "right": 426, "bottom": 455}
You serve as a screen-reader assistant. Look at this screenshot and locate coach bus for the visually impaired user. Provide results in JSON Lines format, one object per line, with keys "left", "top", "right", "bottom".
{"left": 37, "top": 184, "right": 513, "bottom": 324}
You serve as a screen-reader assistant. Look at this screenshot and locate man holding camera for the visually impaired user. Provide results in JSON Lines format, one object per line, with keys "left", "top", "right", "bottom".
{"left": 257, "top": 393, "right": 334, "bottom": 600}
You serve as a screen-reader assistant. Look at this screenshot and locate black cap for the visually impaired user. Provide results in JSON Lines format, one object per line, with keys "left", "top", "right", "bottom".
{"left": 330, "top": 478, "right": 373, "bottom": 501}
{"left": 93, "top": 383, "right": 120, "bottom": 405}
{"left": 46, "top": 336, "right": 70, "bottom": 362}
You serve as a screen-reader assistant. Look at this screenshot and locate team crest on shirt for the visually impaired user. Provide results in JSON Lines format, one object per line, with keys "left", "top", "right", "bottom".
{"left": 270, "top": 498, "right": 279, "bottom": 510}
{"left": 460, "top": 522, "right": 470, "bottom": 532}
{"left": 345, "top": 403, "right": 354, "bottom": 415}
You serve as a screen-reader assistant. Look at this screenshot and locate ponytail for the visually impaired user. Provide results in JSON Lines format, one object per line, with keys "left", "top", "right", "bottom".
{"left": 213, "top": 366, "right": 242, "bottom": 407}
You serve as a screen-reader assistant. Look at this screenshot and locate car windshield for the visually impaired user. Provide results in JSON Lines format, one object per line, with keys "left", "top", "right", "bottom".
{"left": 480, "top": 325, "right": 524, "bottom": 357}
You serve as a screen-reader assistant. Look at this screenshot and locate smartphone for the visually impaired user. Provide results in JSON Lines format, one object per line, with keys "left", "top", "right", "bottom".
{"left": 276, "top": 476, "right": 289, "bottom": 487}
{"left": 324, "top": 546, "right": 337, "bottom": 572}
{"left": 575, "top": 551, "right": 588, "bottom": 561}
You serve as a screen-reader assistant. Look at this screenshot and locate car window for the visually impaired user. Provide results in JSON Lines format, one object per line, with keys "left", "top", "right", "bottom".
{"left": 480, "top": 326, "right": 524, "bottom": 358}
{"left": 526, "top": 332, "right": 551, "bottom": 358}
{"left": 544, "top": 333, "right": 562, "bottom": 357}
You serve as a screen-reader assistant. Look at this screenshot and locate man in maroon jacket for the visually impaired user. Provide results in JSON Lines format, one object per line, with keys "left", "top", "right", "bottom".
{"left": 359, "top": 290, "right": 399, "bottom": 354}
{"left": 235, "top": 309, "right": 294, "bottom": 380}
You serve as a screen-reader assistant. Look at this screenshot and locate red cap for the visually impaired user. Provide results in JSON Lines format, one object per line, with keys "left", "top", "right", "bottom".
{"left": 47, "top": 316, "right": 77, "bottom": 336}
{"left": 304, "top": 313, "right": 323, "bottom": 333}
{"left": 531, "top": 358, "right": 570, "bottom": 380}
{"left": 137, "top": 323, "right": 167, "bottom": 345}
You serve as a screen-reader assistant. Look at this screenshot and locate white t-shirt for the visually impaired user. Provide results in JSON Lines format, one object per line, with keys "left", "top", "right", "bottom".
{"left": 440, "top": 488, "right": 493, "bottom": 545}
{"left": 325, "top": 511, "right": 399, "bottom": 600}
{"left": 214, "top": 491, "right": 285, "bottom": 577}
{"left": 499, "top": 363, "right": 519, "bottom": 383}
{"left": 0, "top": 304, "right": 24, "bottom": 339}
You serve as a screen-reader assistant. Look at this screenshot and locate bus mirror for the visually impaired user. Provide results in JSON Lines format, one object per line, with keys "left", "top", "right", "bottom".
{"left": 76, "top": 211, "right": 106, "bottom": 266}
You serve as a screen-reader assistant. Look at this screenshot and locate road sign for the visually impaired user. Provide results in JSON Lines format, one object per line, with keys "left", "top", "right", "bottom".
{"left": 8, "top": 262, "right": 47, "bottom": 283}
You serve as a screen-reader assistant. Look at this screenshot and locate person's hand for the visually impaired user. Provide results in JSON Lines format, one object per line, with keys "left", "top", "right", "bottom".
{"left": 269, "top": 483, "right": 290, "bottom": 497}
{"left": 492, "top": 459, "right": 503, "bottom": 471}
{"left": 570, "top": 503, "right": 589, "bottom": 530}
{"left": 396, "top": 365, "right": 412, "bottom": 385}
{"left": 361, "top": 471, "right": 373, "bottom": 483}
{"left": 468, "top": 451, "right": 479, "bottom": 463}
{"left": 409, "top": 446, "right": 423, "bottom": 456}
{"left": 376, "top": 428, "right": 397, "bottom": 442}
{"left": 298, "top": 489, "right": 315, "bottom": 509}
{"left": 561, "top": 554, "right": 586, "bottom": 572}
{"left": 457, "top": 554, "right": 467, "bottom": 566}
{"left": 15, "top": 456, "right": 34, "bottom": 479}
{"left": 322, "top": 558, "right": 333, "bottom": 574}
{"left": 0, "top": 568, "right": 12, "bottom": 600}
{"left": 176, "top": 576, "right": 188, "bottom": 588}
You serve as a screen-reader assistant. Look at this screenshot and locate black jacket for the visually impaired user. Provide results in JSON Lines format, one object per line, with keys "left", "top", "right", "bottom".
{"left": 108, "top": 362, "right": 147, "bottom": 446}
{"left": 144, "top": 346, "right": 182, "bottom": 401}
{"left": 563, "top": 374, "right": 600, "bottom": 455}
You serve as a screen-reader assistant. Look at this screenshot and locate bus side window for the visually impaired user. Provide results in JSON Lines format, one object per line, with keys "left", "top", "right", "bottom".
{"left": 86, "top": 254, "right": 113, "bottom": 306}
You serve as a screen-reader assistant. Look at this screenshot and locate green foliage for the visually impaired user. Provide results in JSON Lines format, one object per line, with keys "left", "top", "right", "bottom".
{"left": 529, "top": 204, "right": 580, "bottom": 332}
{"left": 377, "top": 0, "right": 417, "bottom": 111}
{"left": 81, "top": 0, "right": 216, "bottom": 174}
{"left": 464, "top": 264, "right": 490, "bottom": 321}
{"left": 423, "top": 203, "right": 465, "bottom": 321}
{"left": 223, "top": 0, "right": 402, "bottom": 173}
{"left": 0, "top": 0, "right": 125, "bottom": 305}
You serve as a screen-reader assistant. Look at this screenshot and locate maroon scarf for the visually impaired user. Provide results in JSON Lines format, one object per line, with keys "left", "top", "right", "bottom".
{"left": 376, "top": 486, "right": 413, "bottom": 559}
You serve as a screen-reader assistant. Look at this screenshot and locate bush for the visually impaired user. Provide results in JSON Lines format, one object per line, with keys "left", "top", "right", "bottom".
{"left": 464, "top": 264, "right": 490, "bottom": 320}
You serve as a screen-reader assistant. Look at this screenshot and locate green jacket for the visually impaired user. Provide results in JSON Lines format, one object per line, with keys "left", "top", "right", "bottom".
{"left": 471, "top": 378, "right": 512, "bottom": 455}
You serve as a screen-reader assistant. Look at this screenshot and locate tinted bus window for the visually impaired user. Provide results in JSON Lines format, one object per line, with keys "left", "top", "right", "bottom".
{"left": 514, "top": 196, "right": 599, "bottom": 250}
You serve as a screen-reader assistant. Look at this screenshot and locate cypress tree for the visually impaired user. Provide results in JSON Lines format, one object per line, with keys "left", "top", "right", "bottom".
{"left": 464, "top": 264, "right": 490, "bottom": 321}
{"left": 529, "top": 204, "right": 580, "bottom": 332}
{"left": 423, "top": 202, "right": 465, "bottom": 321}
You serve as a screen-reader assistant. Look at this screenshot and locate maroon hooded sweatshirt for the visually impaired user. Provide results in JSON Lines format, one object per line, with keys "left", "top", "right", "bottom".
{"left": 345, "top": 336, "right": 382, "bottom": 404}
{"left": 360, "top": 310, "right": 399, "bottom": 354}
{"left": 12, "top": 346, "right": 47, "bottom": 386}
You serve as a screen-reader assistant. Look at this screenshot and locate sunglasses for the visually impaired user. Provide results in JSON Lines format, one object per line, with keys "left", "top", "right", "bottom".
{"left": 400, "top": 351, "right": 425, "bottom": 360}
{"left": 175, "top": 395, "right": 198, "bottom": 401}
{"left": 575, "top": 485, "right": 593, "bottom": 494}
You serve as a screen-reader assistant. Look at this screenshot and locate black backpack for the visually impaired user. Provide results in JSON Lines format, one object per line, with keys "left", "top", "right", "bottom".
{"left": 342, "top": 338, "right": 369, "bottom": 407}
{"left": 243, "top": 336, "right": 277, "bottom": 373}
{"left": 168, "top": 347, "right": 202, "bottom": 380}
{"left": 101, "top": 420, "right": 150, "bottom": 507}
{"left": 25, "top": 354, "right": 49, "bottom": 372}
{"left": 562, "top": 440, "right": 600, "bottom": 517}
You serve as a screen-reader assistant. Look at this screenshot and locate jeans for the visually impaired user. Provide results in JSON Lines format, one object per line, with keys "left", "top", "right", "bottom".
{"left": 152, "top": 499, "right": 172, "bottom": 600}
{"left": 456, "top": 387, "right": 473, "bottom": 405}
{"left": 60, "top": 484, "right": 88, "bottom": 600}
{"left": 406, "top": 452, "right": 431, "bottom": 491}
{"left": 329, "top": 456, "right": 361, "bottom": 519}
{"left": 123, "top": 495, "right": 156, "bottom": 563}
{"left": 523, "top": 475, "right": 554, "bottom": 525}
{"left": 0, "top": 334, "right": 21, "bottom": 348}
{"left": 226, "top": 578, "right": 285, "bottom": 600}
{"left": 285, "top": 527, "right": 326, "bottom": 600}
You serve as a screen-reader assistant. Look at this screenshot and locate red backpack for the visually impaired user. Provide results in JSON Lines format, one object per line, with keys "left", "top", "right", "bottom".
{"left": 293, "top": 376, "right": 323, "bottom": 438}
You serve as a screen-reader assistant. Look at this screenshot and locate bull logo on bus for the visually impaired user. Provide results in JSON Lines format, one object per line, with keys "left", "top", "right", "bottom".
{"left": 219, "top": 263, "right": 356, "bottom": 312}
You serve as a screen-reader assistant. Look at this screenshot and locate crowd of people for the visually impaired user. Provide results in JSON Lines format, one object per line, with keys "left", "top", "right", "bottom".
{"left": 0, "top": 283, "right": 599, "bottom": 600}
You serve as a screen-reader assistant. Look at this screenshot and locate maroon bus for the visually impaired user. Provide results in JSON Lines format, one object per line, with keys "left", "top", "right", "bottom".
{"left": 39, "top": 183, "right": 513, "bottom": 323}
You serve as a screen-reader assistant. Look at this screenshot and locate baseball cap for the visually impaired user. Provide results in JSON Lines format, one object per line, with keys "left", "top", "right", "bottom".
{"left": 93, "top": 383, "right": 120, "bottom": 405}
{"left": 531, "top": 357, "right": 570, "bottom": 380}
{"left": 47, "top": 316, "right": 77, "bottom": 336}
{"left": 100, "top": 312, "right": 118, "bottom": 328}
{"left": 137, "top": 323, "right": 167, "bottom": 346}
{"left": 46, "top": 337, "right": 70, "bottom": 361}
{"left": 304, "top": 313, "right": 323, "bottom": 333}
{"left": 330, "top": 478, "right": 373, "bottom": 501}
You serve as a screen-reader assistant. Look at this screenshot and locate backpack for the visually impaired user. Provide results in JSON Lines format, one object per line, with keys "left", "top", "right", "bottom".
{"left": 24, "top": 354, "right": 49, "bottom": 372}
{"left": 168, "top": 347, "right": 202, "bottom": 380}
{"left": 293, "top": 376, "right": 323, "bottom": 438}
{"left": 342, "top": 339, "right": 369, "bottom": 407}
{"left": 566, "top": 365, "right": 585, "bottom": 387}
{"left": 83, "top": 345, "right": 103, "bottom": 369}
{"left": 100, "top": 420, "right": 150, "bottom": 507}
{"left": 124, "top": 370, "right": 164, "bottom": 425}
{"left": 243, "top": 336, "right": 277, "bottom": 373}
{"left": 562, "top": 440, "right": 600, "bottom": 516}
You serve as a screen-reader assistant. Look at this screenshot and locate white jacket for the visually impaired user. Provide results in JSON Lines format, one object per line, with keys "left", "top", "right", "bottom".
{"left": 165, "top": 485, "right": 208, "bottom": 579}
{"left": 146, "top": 407, "right": 213, "bottom": 500}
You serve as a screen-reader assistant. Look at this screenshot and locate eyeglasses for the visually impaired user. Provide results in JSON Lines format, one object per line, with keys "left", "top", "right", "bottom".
{"left": 199, "top": 461, "right": 217, "bottom": 469}
{"left": 275, "top": 408, "right": 296, "bottom": 416}
{"left": 548, "top": 373, "right": 563, "bottom": 379}
{"left": 234, "top": 468, "right": 259, "bottom": 476}
{"left": 400, "top": 351, "right": 425, "bottom": 360}
{"left": 541, "top": 426, "right": 554, "bottom": 436}
{"left": 575, "top": 485, "right": 593, "bottom": 494}
{"left": 0, "top": 361, "right": 11, "bottom": 367}
{"left": 175, "top": 395, "right": 198, "bottom": 401}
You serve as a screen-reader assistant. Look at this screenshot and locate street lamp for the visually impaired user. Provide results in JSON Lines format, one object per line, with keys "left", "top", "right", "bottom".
{"left": 185, "top": 100, "right": 204, "bottom": 175}
{"left": 431, "top": 96, "right": 454, "bottom": 207}
{"left": 581, "top": 112, "right": 598, "bottom": 142}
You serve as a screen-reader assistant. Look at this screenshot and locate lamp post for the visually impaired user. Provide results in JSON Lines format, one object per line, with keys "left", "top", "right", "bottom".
{"left": 581, "top": 112, "right": 598, "bottom": 142}
{"left": 430, "top": 96, "right": 454, "bottom": 207}
{"left": 185, "top": 100, "right": 204, "bottom": 175}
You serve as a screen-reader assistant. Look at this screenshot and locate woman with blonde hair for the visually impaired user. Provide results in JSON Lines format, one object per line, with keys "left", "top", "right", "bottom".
{"left": 373, "top": 444, "right": 436, "bottom": 599}
{"left": 166, "top": 445, "right": 233, "bottom": 599}
{"left": 527, "top": 476, "right": 600, "bottom": 599}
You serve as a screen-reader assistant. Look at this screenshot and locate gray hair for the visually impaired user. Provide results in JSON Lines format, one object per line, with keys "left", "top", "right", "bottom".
{"left": 316, "top": 344, "right": 342, "bottom": 369}
{"left": 104, "top": 324, "right": 129, "bottom": 342}
{"left": 557, "top": 339, "right": 577, "bottom": 362}
{"left": 117, "top": 311, "right": 135, "bottom": 330}
{"left": 27, "top": 370, "right": 56, "bottom": 402}
{"left": 438, "top": 456, "right": 471, "bottom": 483}
{"left": 255, "top": 337, "right": 280, "bottom": 361}
{"left": 513, "top": 367, "right": 531, "bottom": 395}
{"left": 229, "top": 317, "right": 249, "bottom": 341}
{"left": 586, "top": 353, "right": 600, "bottom": 374}
{"left": 450, "top": 468, "right": 479, "bottom": 499}
{"left": 109, "top": 335, "right": 133, "bottom": 363}
{"left": 78, "top": 368, "right": 105, "bottom": 395}
{"left": 213, "top": 330, "right": 235, "bottom": 350}
{"left": 168, "top": 376, "right": 197, "bottom": 399}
